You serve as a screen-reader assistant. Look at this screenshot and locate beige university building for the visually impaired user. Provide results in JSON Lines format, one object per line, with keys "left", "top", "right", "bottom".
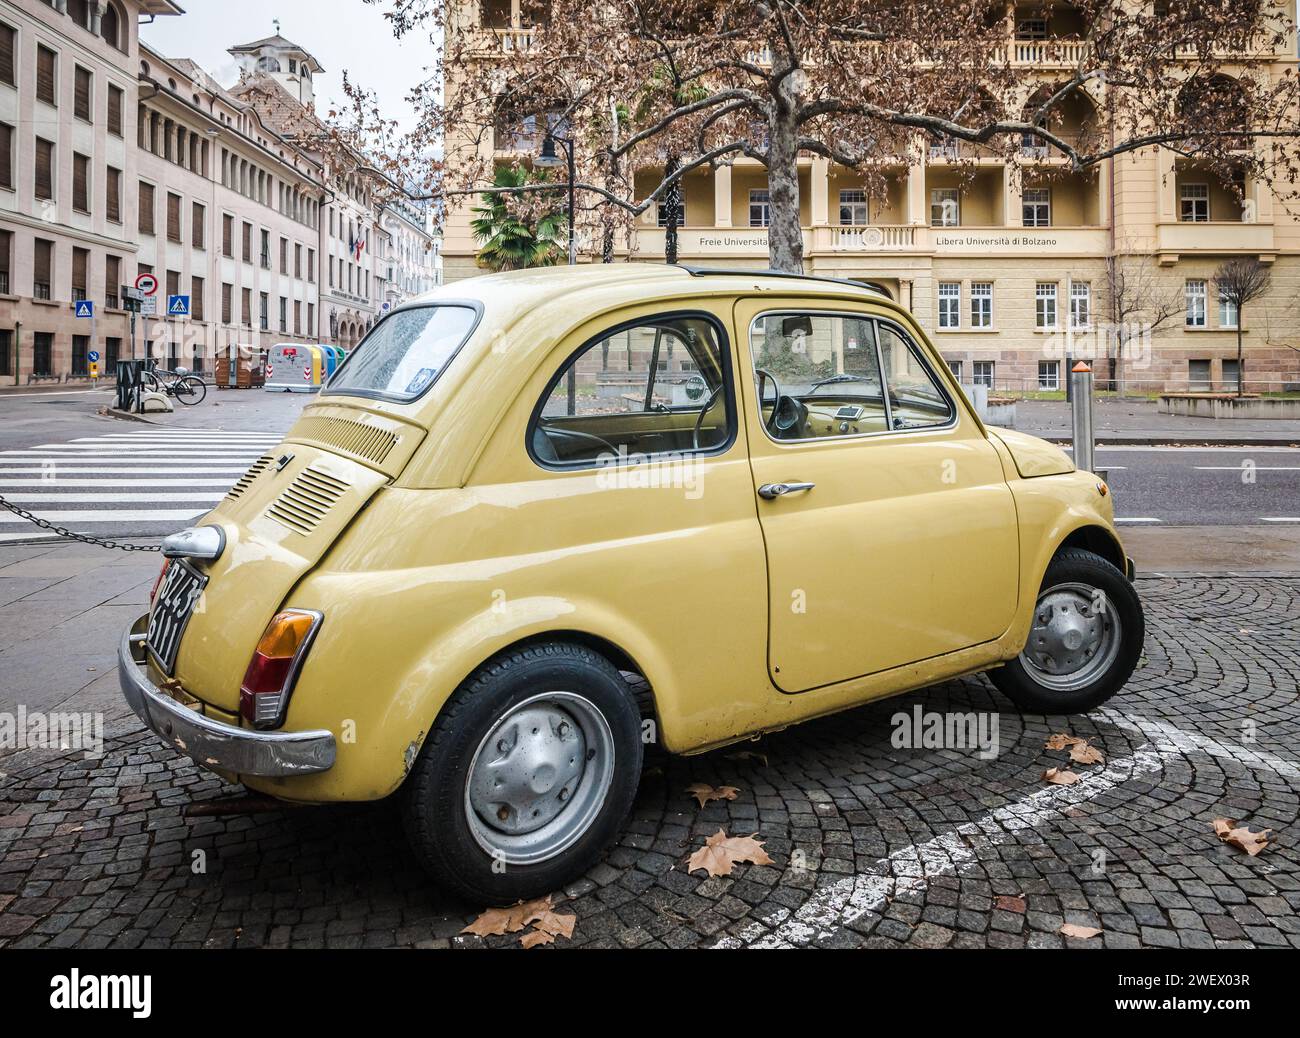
{"left": 443, "top": 2, "right": 1300, "bottom": 395}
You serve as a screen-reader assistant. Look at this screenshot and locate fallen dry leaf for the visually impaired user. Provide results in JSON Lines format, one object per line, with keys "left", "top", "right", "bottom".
{"left": 520, "top": 929, "right": 555, "bottom": 949}
{"left": 1060, "top": 923, "right": 1102, "bottom": 939}
{"left": 1069, "top": 742, "right": 1106, "bottom": 766}
{"left": 461, "top": 895, "right": 552, "bottom": 938}
{"left": 1213, "top": 818, "right": 1273, "bottom": 857}
{"left": 1043, "top": 767, "right": 1082, "bottom": 786}
{"left": 531, "top": 904, "right": 576, "bottom": 941}
{"left": 687, "top": 829, "right": 775, "bottom": 877}
{"left": 686, "top": 783, "right": 740, "bottom": 808}
{"left": 1045, "top": 733, "right": 1083, "bottom": 750}
{"left": 725, "top": 750, "right": 768, "bottom": 766}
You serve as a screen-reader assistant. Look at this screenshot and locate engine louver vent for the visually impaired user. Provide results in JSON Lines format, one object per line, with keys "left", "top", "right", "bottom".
{"left": 225, "top": 455, "right": 274, "bottom": 502}
{"left": 266, "top": 466, "right": 350, "bottom": 535}
{"left": 293, "top": 415, "right": 399, "bottom": 465}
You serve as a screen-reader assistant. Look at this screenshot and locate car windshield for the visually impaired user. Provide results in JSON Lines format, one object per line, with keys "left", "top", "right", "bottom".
{"left": 326, "top": 304, "right": 478, "bottom": 401}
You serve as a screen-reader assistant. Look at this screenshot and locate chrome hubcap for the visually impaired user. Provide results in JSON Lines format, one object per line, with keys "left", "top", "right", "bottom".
{"left": 1020, "top": 581, "right": 1122, "bottom": 692}
{"left": 465, "top": 692, "right": 614, "bottom": 866}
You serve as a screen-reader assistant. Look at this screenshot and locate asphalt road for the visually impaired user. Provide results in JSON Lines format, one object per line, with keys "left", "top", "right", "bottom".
{"left": 0, "top": 390, "right": 1296, "bottom": 541}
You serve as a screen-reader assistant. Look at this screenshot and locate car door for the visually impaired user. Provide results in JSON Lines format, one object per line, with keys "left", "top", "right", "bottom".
{"left": 734, "top": 296, "right": 1020, "bottom": 693}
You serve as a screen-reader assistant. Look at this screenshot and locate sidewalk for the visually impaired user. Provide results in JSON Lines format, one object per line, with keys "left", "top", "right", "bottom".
{"left": 1008, "top": 398, "right": 1300, "bottom": 446}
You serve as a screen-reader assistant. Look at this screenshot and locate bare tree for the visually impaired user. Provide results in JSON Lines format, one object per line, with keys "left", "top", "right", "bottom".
{"left": 1099, "top": 243, "right": 1185, "bottom": 397}
{"left": 340, "top": 1, "right": 1300, "bottom": 273}
{"left": 1213, "top": 256, "right": 1272, "bottom": 396}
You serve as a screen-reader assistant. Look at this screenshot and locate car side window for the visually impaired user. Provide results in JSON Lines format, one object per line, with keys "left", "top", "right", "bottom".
{"left": 876, "top": 323, "right": 956, "bottom": 430}
{"left": 748, "top": 312, "right": 888, "bottom": 441}
{"left": 530, "top": 314, "right": 733, "bottom": 467}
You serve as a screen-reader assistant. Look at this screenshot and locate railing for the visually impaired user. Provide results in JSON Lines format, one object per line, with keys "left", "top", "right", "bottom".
{"left": 830, "top": 225, "right": 918, "bottom": 251}
{"left": 494, "top": 28, "right": 536, "bottom": 52}
{"left": 1009, "top": 39, "right": 1090, "bottom": 66}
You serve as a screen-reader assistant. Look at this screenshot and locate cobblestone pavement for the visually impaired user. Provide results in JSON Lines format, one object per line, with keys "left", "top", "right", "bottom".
{"left": 2, "top": 576, "right": 1298, "bottom": 949}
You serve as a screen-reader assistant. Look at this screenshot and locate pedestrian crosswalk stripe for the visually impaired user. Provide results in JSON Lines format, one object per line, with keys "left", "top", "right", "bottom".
{"left": 0, "top": 467, "right": 248, "bottom": 474}
{"left": 0, "top": 509, "right": 211, "bottom": 524}
{"left": 0, "top": 493, "right": 225, "bottom": 504}
{"left": 0, "top": 479, "right": 238, "bottom": 487}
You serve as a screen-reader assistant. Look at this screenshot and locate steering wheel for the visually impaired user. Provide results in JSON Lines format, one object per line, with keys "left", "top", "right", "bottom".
{"left": 534, "top": 424, "right": 618, "bottom": 464}
{"left": 691, "top": 384, "right": 724, "bottom": 451}
{"left": 755, "top": 367, "right": 807, "bottom": 438}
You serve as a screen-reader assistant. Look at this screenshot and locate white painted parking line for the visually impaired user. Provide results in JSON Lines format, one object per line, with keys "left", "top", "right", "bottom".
{"left": 0, "top": 509, "right": 209, "bottom": 524}
{"left": 0, "top": 493, "right": 225, "bottom": 504}
{"left": 1194, "top": 466, "right": 1300, "bottom": 471}
{"left": 0, "top": 532, "right": 62, "bottom": 543}
{"left": 1261, "top": 517, "right": 1300, "bottom": 523}
{"left": 1116, "top": 518, "right": 1161, "bottom": 523}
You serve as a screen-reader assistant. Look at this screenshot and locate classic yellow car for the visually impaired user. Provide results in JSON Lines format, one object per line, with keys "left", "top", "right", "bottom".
{"left": 120, "top": 265, "right": 1143, "bottom": 902}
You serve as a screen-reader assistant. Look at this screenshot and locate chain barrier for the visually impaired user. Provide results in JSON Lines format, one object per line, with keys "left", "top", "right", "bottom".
{"left": 0, "top": 494, "right": 161, "bottom": 552}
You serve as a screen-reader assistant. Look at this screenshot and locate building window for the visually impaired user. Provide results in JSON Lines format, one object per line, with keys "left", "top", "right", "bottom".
{"left": 33, "top": 238, "right": 52, "bottom": 299}
{"left": 105, "top": 336, "right": 121, "bottom": 368}
{"left": 970, "top": 282, "right": 993, "bottom": 329}
{"left": 1017, "top": 17, "right": 1048, "bottom": 38}
{"left": 0, "top": 229, "right": 9, "bottom": 295}
{"left": 71, "top": 246, "right": 87, "bottom": 301}
{"left": 259, "top": 292, "right": 268, "bottom": 331}
{"left": 838, "top": 189, "right": 868, "bottom": 225}
{"left": 36, "top": 45, "right": 56, "bottom": 107}
{"left": 106, "top": 166, "right": 121, "bottom": 223}
{"left": 937, "top": 282, "right": 961, "bottom": 329}
{"left": 656, "top": 184, "right": 686, "bottom": 227}
{"left": 105, "top": 255, "right": 119, "bottom": 308}
{"left": 241, "top": 287, "right": 252, "bottom": 327}
{"left": 748, "top": 189, "right": 770, "bottom": 228}
{"left": 260, "top": 229, "right": 270, "bottom": 268}
{"left": 192, "top": 202, "right": 205, "bottom": 249}
{"left": 1188, "top": 358, "right": 1211, "bottom": 391}
{"left": 107, "top": 85, "right": 123, "bottom": 137}
{"left": 34, "top": 138, "right": 54, "bottom": 200}
{"left": 295, "top": 243, "right": 302, "bottom": 279}
{"left": 1069, "top": 281, "right": 1091, "bottom": 329}
{"left": 0, "top": 22, "right": 15, "bottom": 88}
{"left": 930, "top": 188, "right": 959, "bottom": 227}
{"left": 222, "top": 214, "right": 233, "bottom": 257}
{"left": 294, "top": 300, "right": 302, "bottom": 335}
{"left": 74, "top": 66, "right": 92, "bottom": 122}
{"left": 947, "top": 360, "right": 963, "bottom": 381}
{"left": 307, "top": 302, "right": 315, "bottom": 337}
{"left": 166, "top": 192, "right": 182, "bottom": 242}
{"left": 0, "top": 122, "right": 12, "bottom": 191}
{"left": 279, "top": 296, "right": 288, "bottom": 333}
{"left": 1038, "top": 360, "right": 1061, "bottom": 390}
{"left": 307, "top": 248, "right": 315, "bottom": 283}
{"left": 72, "top": 335, "right": 89, "bottom": 376}
{"left": 973, "top": 360, "right": 995, "bottom": 388}
{"left": 33, "top": 332, "right": 53, "bottom": 377}
{"left": 1185, "top": 279, "right": 1207, "bottom": 327}
{"left": 242, "top": 221, "right": 252, "bottom": 262}
{"left": 166, "top": 269, "right": 179, "bottom": 303}
{"left": 1022, "top": 187, "right": 1051, "bottom": 227}
{"left": 1219, "top": 293, "right": 1238, "bottom": 328}
{"left": 1221, "top": 358, "right": 1239, "bottom": 390}
{"left": 191, "top": 276, "right": 204, "bottom": 321}
{"left": 72, "top": 152, "right": 90, "bottom": 213}
{"left": 221, "top": 282, "right": 233, "bottom": 324}
{"left": 1180, "top": 183, "right": 1209, "bottom": 222}
{"left": 139, "top": 181, "right": 155, "bottom": 235}
{"left": 1035, "top": 282, "right": 1058, "bottom": 329}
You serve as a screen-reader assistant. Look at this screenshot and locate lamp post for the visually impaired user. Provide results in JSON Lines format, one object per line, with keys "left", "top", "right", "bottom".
{"left": 535, "top": 129, "right": 577, "bottom": 265}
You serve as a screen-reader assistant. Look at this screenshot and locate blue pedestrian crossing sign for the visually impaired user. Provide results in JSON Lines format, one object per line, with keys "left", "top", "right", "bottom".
{"left": 74, "top": 300, "right": 95, "bottom": 318}
{"left": 167, "top": 294, "right": 191, "bottom": 317}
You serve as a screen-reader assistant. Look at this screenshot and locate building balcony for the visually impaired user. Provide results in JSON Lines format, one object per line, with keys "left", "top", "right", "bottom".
{"left": 1156, "top": 221, "right": 1275, "bottom": 261}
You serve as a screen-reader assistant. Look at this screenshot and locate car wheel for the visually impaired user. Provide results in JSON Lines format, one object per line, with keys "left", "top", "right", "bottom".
{"left": 990, "top": 547, "right": 1144, "bottom": 714}
{"left": 402, "top": 641, "right": 643, "bottom": 904}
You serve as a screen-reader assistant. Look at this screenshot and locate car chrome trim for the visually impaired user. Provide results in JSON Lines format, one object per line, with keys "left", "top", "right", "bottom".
{"left": 119, "top": 614, "right": 336, "bottom": 777}
{"left": 161, "top": 524, "right": 226, "bottom": 562}
{"left": 758, "top": 482, "right": 816, "bottom": 499}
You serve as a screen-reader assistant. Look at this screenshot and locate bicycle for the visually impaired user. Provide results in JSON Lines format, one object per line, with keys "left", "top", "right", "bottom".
{"left": 142, "top": 367, "right": 208, "bottom": 405}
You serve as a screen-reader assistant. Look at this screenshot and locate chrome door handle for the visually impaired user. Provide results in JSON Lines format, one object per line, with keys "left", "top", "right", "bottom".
{"left": 758, "top": 482, "right": 815, "bottom": 500}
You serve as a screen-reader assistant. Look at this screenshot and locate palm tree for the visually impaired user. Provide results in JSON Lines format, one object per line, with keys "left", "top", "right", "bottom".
{"left": 470, "top": 167, "right": 566, "bottom": 271}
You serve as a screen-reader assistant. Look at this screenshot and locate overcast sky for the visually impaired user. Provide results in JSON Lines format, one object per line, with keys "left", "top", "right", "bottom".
{"left": 140, "top": 0, "right": 437, "bottom": 133}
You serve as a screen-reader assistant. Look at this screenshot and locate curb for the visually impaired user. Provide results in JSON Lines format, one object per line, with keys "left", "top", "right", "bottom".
{"left": 98, "top": 407, "right": 158, "bottom": 425}
{"left": 1042, "top": 436, "right": 1300, "bottom": 448}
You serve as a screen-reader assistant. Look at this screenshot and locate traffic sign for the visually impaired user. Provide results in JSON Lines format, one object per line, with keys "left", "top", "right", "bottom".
{"left": 135, "top": 273, "right": 159, "bottom": 296}
{"left": 167, "top": 295, "right": 191, "bottom": 317}
{"left": 89, "top": 362, "right": 100, "bottom": 379}
{"left": 88, "top": 350, "right": 100, "bottom": 362}
{"left": 74, "top": 300, "right": 95, "bottom": 319}
{"left": 141, "top": 297, "right": 158, "bottom": 317}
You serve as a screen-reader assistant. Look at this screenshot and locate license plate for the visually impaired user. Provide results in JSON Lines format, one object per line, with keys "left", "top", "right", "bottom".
{"left": 147, "top": 559, "right": 208, "bottom": 676}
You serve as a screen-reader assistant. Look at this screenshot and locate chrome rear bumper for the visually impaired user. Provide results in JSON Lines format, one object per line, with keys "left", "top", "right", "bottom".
{"left": 118, "top": 614, "right": 336, "bottom": 777}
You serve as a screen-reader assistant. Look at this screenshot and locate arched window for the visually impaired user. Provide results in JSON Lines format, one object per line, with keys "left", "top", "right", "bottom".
{"left": 101, "top": 2, "right": 125, "bottom": 51}
{"left": 257, "top": 56, "right": 282, "bottom": 73}
{"left": 68, "top": 0, "right": 92, "bottom": 32}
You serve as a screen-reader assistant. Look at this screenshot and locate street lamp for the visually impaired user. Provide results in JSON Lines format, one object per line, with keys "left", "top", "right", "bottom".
{"left": 535, "top": 126, "right": 577, "bottom": 266}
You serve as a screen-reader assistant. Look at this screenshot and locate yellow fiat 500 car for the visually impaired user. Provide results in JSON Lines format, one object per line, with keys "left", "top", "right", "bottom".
{"left": 120, "top": 266, "right": 1143, "bottom": 902}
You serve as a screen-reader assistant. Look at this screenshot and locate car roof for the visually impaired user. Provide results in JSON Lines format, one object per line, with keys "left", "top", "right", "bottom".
{"left": 395, "top": 264, "right": 893, "bottom": 324}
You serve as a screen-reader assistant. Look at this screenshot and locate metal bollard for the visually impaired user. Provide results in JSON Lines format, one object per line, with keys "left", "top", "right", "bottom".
{"left": 1070, "top": 361, "right": 1095, "bottom": 474}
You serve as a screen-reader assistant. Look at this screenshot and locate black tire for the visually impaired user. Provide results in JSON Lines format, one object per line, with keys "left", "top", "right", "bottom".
{"left": 175, "top": 376, "right": 207, "bottom": 405}
{"left": 402, "top": 642, "right": 644, "bottom": 904}
{"left": 990, "top": 547, "right": 1144, "bottom": 714}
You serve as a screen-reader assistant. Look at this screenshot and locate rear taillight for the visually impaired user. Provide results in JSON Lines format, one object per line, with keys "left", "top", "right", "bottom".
{"left": 150, "top": 559, "right": 171, "bottom": 604}
{"left": 239, "top": 610, "right": 322, "bottom": 729}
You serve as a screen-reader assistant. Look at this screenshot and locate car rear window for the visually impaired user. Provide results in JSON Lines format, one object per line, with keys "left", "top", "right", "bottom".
{"left": 326, "top": 304, "right": 479, "bottom": 402}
